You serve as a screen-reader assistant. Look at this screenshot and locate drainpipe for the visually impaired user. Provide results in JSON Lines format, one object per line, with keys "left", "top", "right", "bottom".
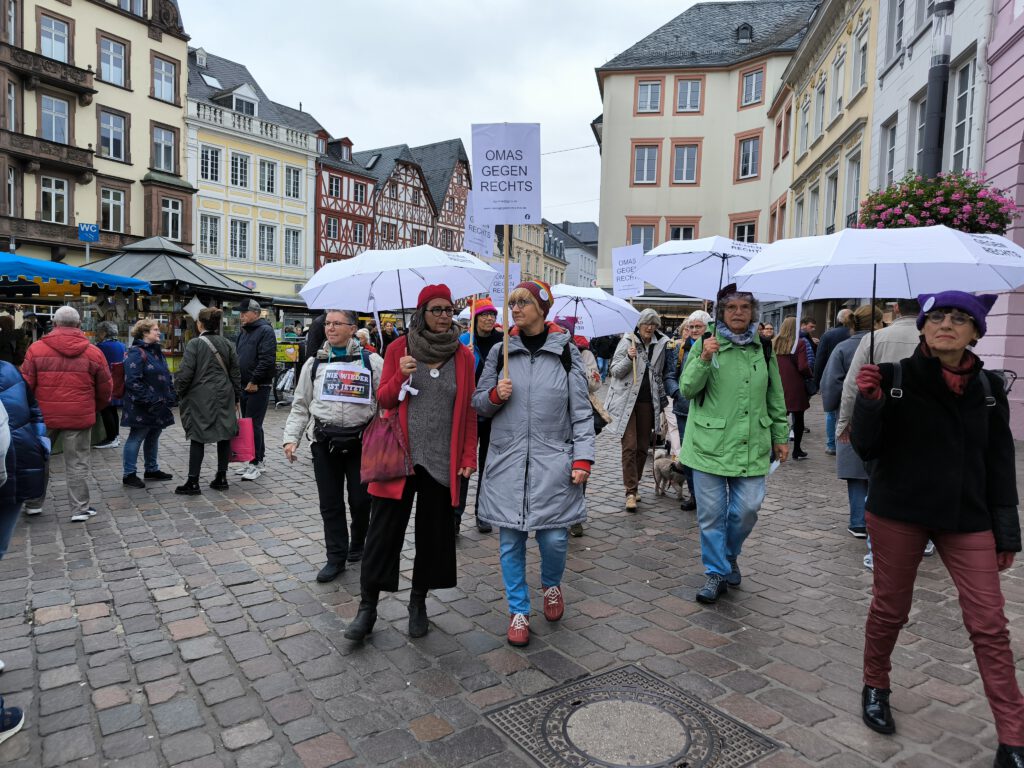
{"left": 921, "top": 0, "right": 955, "bottom": 178}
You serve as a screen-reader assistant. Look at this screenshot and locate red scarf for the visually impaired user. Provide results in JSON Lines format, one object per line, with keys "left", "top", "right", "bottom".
{"left": 920, "top": 342, "right": 977, "bottom": 395}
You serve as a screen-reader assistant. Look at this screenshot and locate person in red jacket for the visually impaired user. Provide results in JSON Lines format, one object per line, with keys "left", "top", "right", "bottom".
{"left": 21, "top": 306, "right": 113, "bottom": 522}
{"left": 344, "top": 284, "right": 477, "bottom": 643}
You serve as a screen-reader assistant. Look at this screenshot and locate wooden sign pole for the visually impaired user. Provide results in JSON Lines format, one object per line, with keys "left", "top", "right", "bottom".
{"left": 502, "top": 224, "right": 510, "bottom": 380}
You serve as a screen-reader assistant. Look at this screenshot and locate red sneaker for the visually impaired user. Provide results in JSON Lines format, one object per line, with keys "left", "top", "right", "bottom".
{"left": 543, "top": 585, "right": 564, "bottom": 622}
{"left": 507, "top": 613, "right": 530, "bottom": 646}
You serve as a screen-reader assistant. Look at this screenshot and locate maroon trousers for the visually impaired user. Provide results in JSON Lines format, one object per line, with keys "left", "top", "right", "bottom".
{"left": 864, "top": 512, "right": 1024, "bottom": 745}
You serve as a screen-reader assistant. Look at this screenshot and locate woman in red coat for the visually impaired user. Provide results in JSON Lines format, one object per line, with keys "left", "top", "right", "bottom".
{"left": 773, "top": 317, "right": 812, "bottom": 460}
{"left": 345, "top": 284, "right": 477, "bottom": 643}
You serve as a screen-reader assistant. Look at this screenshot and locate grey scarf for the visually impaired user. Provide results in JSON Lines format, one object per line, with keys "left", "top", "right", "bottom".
{"left": 405, "top": 309, "right": 461, "bottom": 365}
{"left": 719, "top": 322, "right": 759, "bottom": 347}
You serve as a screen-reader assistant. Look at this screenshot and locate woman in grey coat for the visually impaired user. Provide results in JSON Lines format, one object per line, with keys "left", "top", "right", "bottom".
{"left": 174, "top": 307, "right": 242, "bottom": 495}
{"left": 820, "top": 305, "right": 882, "bottom": 536}
{"left": 472, "top": 280, "right": 595, "bottom": 648}
{"left": 603, "top": 308, "right": 669, "bottom": 512}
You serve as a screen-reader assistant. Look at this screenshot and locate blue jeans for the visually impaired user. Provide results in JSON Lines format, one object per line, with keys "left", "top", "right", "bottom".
{"left": 499, "top": 527, "right": 569, "bottom": 615}
{"left": 847, "top": 478, "right": 868, "bottom": 529}
{"left": 122, "top": 426, "right": 163, "bottom": 475}
{"left": 825, "top": 410, "right": 838, "bottom": 451}
{"left": 692, "top": 470, "right": 766, "bottom": 576}
{"left": 597, "top": 357, "right": 609, "bottom": 380}
{"left": 0, "top": 502, "right": 22, "bottom": 558}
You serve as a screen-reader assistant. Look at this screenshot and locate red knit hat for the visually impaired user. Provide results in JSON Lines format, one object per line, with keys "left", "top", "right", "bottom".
{"left": 472, "top": 297, "right": 498, "bottom": 316}
{"left": 416, "top": 284, "right": 452, "bottom": 308}
{"left": 513, "top": 280, "right": 554, "bottom": 316}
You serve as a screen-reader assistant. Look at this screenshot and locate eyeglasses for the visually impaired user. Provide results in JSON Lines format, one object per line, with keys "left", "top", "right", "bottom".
{"left": 427, "top": 306, "right": 456, "bottom": 317}
{"left": 925, "top": 309, "right": 974, "bottom": 326}
{"left": 508, "top": 299, "right": 534, "bottom": 309}
{"left": 724, "top": 304, "right": 753, "bottom": 314}
{"left": 324, "top": 321, "right": 355, "bottom": 328}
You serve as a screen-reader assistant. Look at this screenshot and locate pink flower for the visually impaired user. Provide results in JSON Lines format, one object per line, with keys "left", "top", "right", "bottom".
{"left": 907, "top": 214, "right": 919, "bottom": 225}
{"left": 939, "top": 207, "right": 950, "bottom": 215}
{"left": 876, "top": 222, "right": 885, "bottom": 228}
{"left": 926, "top": 219, "right": 935, "bottom": 225}
{"left": 962, "top": 204, "right": 972, "bottom": 214}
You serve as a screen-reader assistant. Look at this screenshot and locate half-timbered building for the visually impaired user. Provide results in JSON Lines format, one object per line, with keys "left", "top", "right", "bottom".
{"left": 410, "top": 139, "right": 470, "bottom": 251}
{"left": 352, "top": 144, "right": 435, "bottom": 250}
{"left": 314, "top": 137, "right": 375, "bottom": 268}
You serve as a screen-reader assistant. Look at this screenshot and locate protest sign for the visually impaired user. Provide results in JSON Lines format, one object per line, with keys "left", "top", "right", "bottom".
{"left": 488, "top": 261, "right": 520, "bottom": 305}
{"left": 319, "top": 362, "right": 372, "bottom": 405}
{"left": 471, "top": 123, "right": 541, "bottom": 224}
{"left": 612, "top": 243, "right": 644, "bottom": 299}
{"left": 462, "top": 191, "right": 494, "bottom": 258}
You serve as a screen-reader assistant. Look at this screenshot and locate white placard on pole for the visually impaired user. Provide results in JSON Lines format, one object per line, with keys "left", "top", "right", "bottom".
{"left": 462, "top": 191, "right": 494, "bottom": 258}
{"left": 471, "top": 123, "right": 541, "bottom": 224}
{"left": 488, "top": 261, "right": 521, "bottom": 305}
{"left": 612, "top": 243, "right": 645, "bottom": 299}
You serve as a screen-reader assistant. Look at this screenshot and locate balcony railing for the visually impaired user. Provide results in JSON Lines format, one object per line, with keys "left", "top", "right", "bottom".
{"left": 0, "top": 42, "right": 96, "bottom": 104}
{"left": 190, "top": 102, "right": 314, "bottom": 151}
{"left": 0, "top": 129, "right": 94, "bottom": 181}
{"left": 0, "top": 215, "right": 138, "bottom": 257}
{"left": 847, "top": 212, "right": 858, "bottom": 228}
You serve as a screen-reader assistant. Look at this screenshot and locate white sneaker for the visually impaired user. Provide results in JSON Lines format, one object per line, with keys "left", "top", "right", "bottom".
{"left": 923, "top": 540, "right": 936, "bottom": 557}
{"left": 233, "top": 464, "right": 250, "bottom": 475}
{"left": 95, "top": 438, "right": 120, "bottom": 449}
{"left": 70, "top": 511, "right": 91, "bottom": 522}
{"left": 863, "top": 552, "right": 874, "bottom": 570}
{"left": 253, "top": 461, "right": 266, "bottom": 473}
{"left": 241, "top": 464, "right": 262, "bottom": 481}
{"left": 23, "top": 505, "right": 42, "bottom": 516}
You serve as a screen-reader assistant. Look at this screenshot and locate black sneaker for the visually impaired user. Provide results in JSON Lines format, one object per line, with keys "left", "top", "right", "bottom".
{"left": 144, "top": 470, "right": 173, "bottom": 481}
{"left": 316, "top": 561, "right": 345, "bottom": 583}
{"left": 122, "top": 473, "right": 145, "bottom": 489}
{"left": 792, "top": 450, "right": 809, "bottom": 460}
{"left": 476, "top": 518, "right": 492, "bottom": 533}
{"left": 346, "top": 548, "right": 363, "bottom": 563}
{"left": 848, "top": 526, "right": 868, "bottom": 538}
{"left": 995, "top": 744, "right": 1024, "bottom": 768}
{"left": 680, "top": 497, "right": 697, "bottom": 511}
{"left": 0, "top": 696, "right": 25, "bottom": 746}
{"left": 695, "top": 573, "right": 728, "bottom": 604}
{"left": 725, "top": 557, "right": 741, "bottom": 587}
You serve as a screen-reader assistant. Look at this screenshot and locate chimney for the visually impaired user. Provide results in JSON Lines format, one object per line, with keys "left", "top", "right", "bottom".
{"left": 562, "top": 220, "right": 570, "bottom": 232}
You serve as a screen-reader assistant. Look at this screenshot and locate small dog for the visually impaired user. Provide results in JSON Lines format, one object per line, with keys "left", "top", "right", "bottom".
{"left": 652, "top": 450, "right": 685, "bottom": 498}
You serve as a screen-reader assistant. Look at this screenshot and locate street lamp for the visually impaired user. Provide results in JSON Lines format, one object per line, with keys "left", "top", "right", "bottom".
{"left": 920, "top": 0, "right": 955, "bottom": 179}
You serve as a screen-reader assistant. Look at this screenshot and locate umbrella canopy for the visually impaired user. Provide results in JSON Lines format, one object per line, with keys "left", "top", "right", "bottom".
{"left": 546, "top": 284, "right": 641, "bottom": 338}
{"left": 639, "top": 236, "right": 785, "bottom": 300}
{"left": 300, "top": 245, "right": 497, "bottom": 310}
{"left": 734, "top": 225, "right": 1024, "bottom": 299}
{"left": 0, "top": 252, "right": 151, "bottom": 294}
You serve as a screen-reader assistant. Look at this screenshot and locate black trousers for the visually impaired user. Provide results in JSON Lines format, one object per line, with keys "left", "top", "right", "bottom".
{"left": 188, "top": 440, "right": 230, "bottom": 478}
{"left": 311, "top": 440, "right": 370, "bottom": 564}
{"left": 360, "top": 466, "right": 457, "bottom": 595}
{"left": 100, "top": 406, "right": 119, "bottom": 443}
{"left": 456, "top": 418, "right": 492, "bottom": 514}
{"left": 791, "top": 411, "right": 805, "bottom": 453}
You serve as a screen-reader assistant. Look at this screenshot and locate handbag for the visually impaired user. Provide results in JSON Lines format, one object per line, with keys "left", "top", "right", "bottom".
{"left": 230, "top": 417, "right": 256, "bottom": 463}
{"left": 360, "top": 408, "right": 413, "bottom": 484}
{"left": 110, "top": 362, "right": 125, "bottom": 400}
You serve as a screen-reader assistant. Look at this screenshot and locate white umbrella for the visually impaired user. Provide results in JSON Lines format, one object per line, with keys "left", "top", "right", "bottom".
{"left": 546, "top": 284, "right": 641, "bottom": 338}
{"left": 639, "top": 236, "right": 786, "bottom": 301}
{"left": 299, "top": 245, "right": 498, "bottom": 310}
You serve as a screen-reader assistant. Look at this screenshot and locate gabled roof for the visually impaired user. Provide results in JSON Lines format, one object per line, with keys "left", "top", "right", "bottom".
{"left": 558, "top": 221, "right": 599, "bottom": 247}
{"left": 319, "top": 140, "right": 376, "bottom": 181}
{"left": 187, "top": 48, "right": 325, "bottom": 135}
{"left": 597, "top": 0, "right": 817, "bottom": 75}
{"left": 410, "top": 139, "right": 470, "bottom": 211}
{"left": 351, "top": 144, "right": 419, "bottom": 187}
{"left": 543, "top": 219, "right": 595, "bottom": 253}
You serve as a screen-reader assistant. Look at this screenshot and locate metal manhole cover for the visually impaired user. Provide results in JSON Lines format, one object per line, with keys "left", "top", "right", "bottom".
{"left": 486, "top": 665, "right": 777, "bottom": 768}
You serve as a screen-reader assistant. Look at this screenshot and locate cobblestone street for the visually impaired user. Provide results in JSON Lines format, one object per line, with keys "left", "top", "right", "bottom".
{"left": 0, "top": 404, "right": 1021, "bottom": 768}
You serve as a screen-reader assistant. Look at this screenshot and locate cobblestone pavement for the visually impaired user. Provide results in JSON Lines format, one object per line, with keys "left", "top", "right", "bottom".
{"left": 0, "top": 403, "right": 1022, "bottom": 768}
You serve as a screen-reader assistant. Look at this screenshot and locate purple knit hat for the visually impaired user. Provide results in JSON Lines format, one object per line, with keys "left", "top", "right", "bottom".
{"left": 916, "top": 291, "right": 998, "bottom": 337}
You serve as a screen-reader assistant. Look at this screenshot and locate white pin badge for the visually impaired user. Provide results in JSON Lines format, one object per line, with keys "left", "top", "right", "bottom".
{"left": 430, "top": 368, "right": 440, "bottom": 379}
{"left": 922, "top": 296, "right": 936, "bottom": 312}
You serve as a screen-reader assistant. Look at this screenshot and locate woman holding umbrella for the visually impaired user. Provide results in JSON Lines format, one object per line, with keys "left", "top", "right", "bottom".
{"left": 852, "top": 291, "right": 1023, "bottom": 767}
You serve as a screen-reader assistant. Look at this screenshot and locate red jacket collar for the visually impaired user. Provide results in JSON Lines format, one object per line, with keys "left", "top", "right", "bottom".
{"left": 508, "top": 322, "right": 567, "bottom": 338}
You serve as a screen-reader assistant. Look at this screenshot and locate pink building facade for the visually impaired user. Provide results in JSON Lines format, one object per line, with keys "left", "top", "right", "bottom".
{"left": 980, "top": 0, "right": 1024, "bottom": 437}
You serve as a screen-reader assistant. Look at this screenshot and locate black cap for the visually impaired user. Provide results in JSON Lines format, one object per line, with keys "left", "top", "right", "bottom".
{"left": 236, "top": 299, "right": 261, "bottom": 313}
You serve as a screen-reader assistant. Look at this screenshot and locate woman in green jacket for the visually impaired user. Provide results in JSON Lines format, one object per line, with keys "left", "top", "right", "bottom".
{"left": 679, "top": 285, "right": 789, "bottom": 604}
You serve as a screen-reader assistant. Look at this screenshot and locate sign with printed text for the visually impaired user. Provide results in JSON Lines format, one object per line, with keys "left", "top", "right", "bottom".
{"left": 462, "top": 191, "right": 494, "bottom": 258}
{"left": 318, "top": 361, "right": 372, "bottom": 405}
{"left": 471, "top": 123, "right": 541, "bottom": 224}
{"left": 487, "top": 261, "right": 521, "bottom": 306}
{"left": 612, "top": 243, "right": 644, "bottom": 299}
{"left": 77, "top": 223, "right": 99, "bottom": 242}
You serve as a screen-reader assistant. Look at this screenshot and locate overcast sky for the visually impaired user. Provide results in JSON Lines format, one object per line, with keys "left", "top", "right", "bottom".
{"left": 177, "top": 0, "right": 700, "bottom": 226}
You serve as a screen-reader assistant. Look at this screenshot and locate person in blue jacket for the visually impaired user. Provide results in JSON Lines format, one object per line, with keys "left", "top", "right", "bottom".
{"left": 121, "top": 319, "right": 176, "bottom": 488}
{"left": 95, "top": 321, "right": 125, "bottom": 448}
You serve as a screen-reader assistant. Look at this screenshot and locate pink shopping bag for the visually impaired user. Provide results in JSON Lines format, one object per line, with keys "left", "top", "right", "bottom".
{"left": 230, "top": 417, "right": 256, "bottom": 463}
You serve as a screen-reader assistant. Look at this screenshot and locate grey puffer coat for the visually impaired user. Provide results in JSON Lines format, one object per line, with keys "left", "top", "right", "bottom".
{"left": 821, "top": 331, "right": 871, "bottom": 480}
{"left": 472, "top": 326, "right": 595, "bottom": 531}
{"left": 175, "top": 333, "right": 242, "bottom": 443}
{"left": 603, "top": 331, "right": 669, "bottom": 438}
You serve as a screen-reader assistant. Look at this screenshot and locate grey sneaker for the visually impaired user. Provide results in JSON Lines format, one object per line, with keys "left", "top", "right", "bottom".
{"left": 725, "top": 557, "right": 741, "bottom": 587}
{"left": 696, "top": 573, "right": 728, "bottom": 604}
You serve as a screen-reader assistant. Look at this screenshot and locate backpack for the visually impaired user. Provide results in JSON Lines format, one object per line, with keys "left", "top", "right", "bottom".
{"left": 889, "top": 360, "right": 997, "bottom": 406}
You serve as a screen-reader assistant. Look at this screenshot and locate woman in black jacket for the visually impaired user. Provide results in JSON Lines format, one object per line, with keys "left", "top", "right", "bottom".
{"left": 851, "top": 290, "right": 1023, "bottom": 767}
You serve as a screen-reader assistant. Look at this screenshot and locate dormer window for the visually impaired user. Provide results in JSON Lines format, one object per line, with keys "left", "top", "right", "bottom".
{"left": 195, "top": 47, "right": 207, "bottom": 68}
{"left": 341, "top": 145, "right": 350, "bottom": 160}
{"left": 737, "top": 23, "right": 753, "bottom": 43}
{"left": 233, "top": 96, "right": 256, "bottom": 116}
{"left": 316, "top": 137, "right": 326, "bottom": 154}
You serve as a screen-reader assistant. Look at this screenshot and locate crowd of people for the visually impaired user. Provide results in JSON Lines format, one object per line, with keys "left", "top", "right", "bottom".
{"left": 0, "top": 284, "right": 1019, "bottom": 766}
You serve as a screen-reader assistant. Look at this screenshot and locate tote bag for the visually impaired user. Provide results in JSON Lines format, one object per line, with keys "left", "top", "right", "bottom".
{"left": 360, "top": 409, "right": 413, "bottom": 484}
{"left": 230, "top": 417, "right": 256, "bottom": 463}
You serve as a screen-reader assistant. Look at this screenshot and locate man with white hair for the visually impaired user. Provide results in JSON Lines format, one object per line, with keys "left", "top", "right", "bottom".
{"left": 21, "top": 306, "right": 112, "bottom": 521}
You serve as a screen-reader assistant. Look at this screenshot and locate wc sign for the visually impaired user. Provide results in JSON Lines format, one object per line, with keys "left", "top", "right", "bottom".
{"left": 77, "top": 223, "right": 99, "bottom": 242}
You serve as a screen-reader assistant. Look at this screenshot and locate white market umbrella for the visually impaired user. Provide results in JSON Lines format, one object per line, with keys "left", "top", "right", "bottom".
{"left": 639, "top": 236, "right": 787, "bottom": 301}
{"left": 299, "top": 245, "right": 498, "bottom": 311}
{"left": 546, "top": 284, "right": 641, "bottom": 338}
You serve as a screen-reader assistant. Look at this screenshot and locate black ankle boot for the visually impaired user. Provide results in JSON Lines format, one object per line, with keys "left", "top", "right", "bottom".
{"left": 408, "top": 590, "right": 428, "bottom": 638}
{"left": 861, "top": 685, "right": 895, "bottom": 734}
{"left": 209, "top": 472, "right": 229, "bottom": 491}
{"left": 995, "top": 744, "right": 1024, "bottom": 768}
{"left": 174, "top": 477, "right": 201, "bottom": 495}
{"left": 344, "top": 600, "right": 377, "bottom": 642}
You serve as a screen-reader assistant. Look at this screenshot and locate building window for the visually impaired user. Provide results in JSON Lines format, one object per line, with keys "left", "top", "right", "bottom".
{"left": 672, "top": 143, "right": 698, "bottom": 184}
{"left": 6, "top": 81, "right": 14, "bottom": 132}
{"left": 733, "top": 221, "right": 756, "bottom": 243}
{"left": 800, "top": 102, "right": 810, "bottom": 154}
{"left": 199, "top": 214, "right": 219, "bottom": 255}
{"left": 913, "top": 97, "right": 927, "bottom": 172}
{"left": 831, "top": 53, "right": 845, "bottom": 118}
{"left": 6, "top": 167, "right": 15, "bottom": 216}
{"left": 738, "top": 136, "right": 760, "bottom": 179}
{"left": 676, "top": 78, "right": 701, "bottom": 112}
{"left": 119, "top": 0, "right": 144, "bottom": 15}
{"left": 233, "top": 96, "right": 256, "bottom": 115}
{"left": 284, "top": 166, "right": 301, "bottom": 199}
{"left": 258, "top": 159, "right": 276, "bottom": 194}
{"left": 382, "top": 222, "right": 397, "bottom": 242}
{"left": 824, "top": 169, "right": 839, "bottom": 232}
{"left": 387, "top": 181, "right": 398, "bottom": 199}
{"left": 669, "top": 224, "right": 695, "bottom": 240}
{"left": 152, "top": 57, "right": 176, "bottom": 103}
{"left": 888, "top": 0, "right": 905, "bottom": 59}
{"left": 632, "top": 144, "right": 659, "bottom": 184}
{"left": 160, "top": 197, "right": 181, "bottom": 241}
{"left": 200, "top": 145, "right": 220, "bottom": 182}
{"left": 353, "top": 221, "right": 365, "bottom": 245}
{"left": 284, "top": 228, "right": 301, "bottom": 266}
{"left": 6, "top": 0, "right": 15, "bottom": 45}
{"left": 412, "top": 189, "right": 421, "bottom": 206}
{"left": 951, "top": 59, "right": 975, "bottom": 172}
{"left": 328, "top": 175, "right": 341, "bottom": 197}
{"left": 794, "top": 196, "right": 805, "bottom": 236}
{"left": 230, "top": 153, "right": 249, "bottom": 188}
{"left": 808, "top": 186, "right": 820, "bottom": 235}
{"left": 774, "top": 116, "right": 784, "bottom": 166}
{"left": 99, "top": 111, "right": 125, "bottom": 161}
{"left": 741, "top": 68, "right": 764, "bottom": 106}
{"left": 229, "top": 219, "right": 249, "bottom": 259}
{"left": 100, "top": 187, "right": 124, "bottom": 233}
{"left": 916, "top": 0, "right": 935, "bottom": 28}
{"left": 412, "top": 229, "right": 426, "bottom": 245}
{"left": 814, "top": 80, "right": 826, "bottom": 136}
{"left": 883, "top": 119, "right": 897, "bottom": 185}
{"left": 326, "top": 217, "right": 338, "bottom": 239}
{"left": 39, "top": 15, "right": 68, "bottom": 63}
{"left": 441, "top": 228, "right": 454, "bottom": 249}
{"left": 353, "top": 182, "right": 366, "bottom": 204}
{"left": 636, "top": 80, "right": 661, "bottom": 113}
{"left": 629, "top": 224, "right": 655, "bottom": 252}
{"left": 152, "top": 126, "right": 175, "bottom": 172}
{"left": 854, "top": 29, "right": 869, "bottom": 91}
{"left": 846, "top": 152, "right": 861, "bottom": 224}
{"left": 340, "top": 145, "right": 350, "bottom": 160}
{"left": 40, "top": 175, "right": 67, "bottom": 224}
{"left": 778, "top": 201, "right": 787, "bottom": 240}
{"left": 41, "top": 95, "right": 68, "bottom": 144}
{"left": 99, "top": 38, "right": 126, "bottom": 87}
{"left": 258, "top": 223, "right": 275, "bottom": 262}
